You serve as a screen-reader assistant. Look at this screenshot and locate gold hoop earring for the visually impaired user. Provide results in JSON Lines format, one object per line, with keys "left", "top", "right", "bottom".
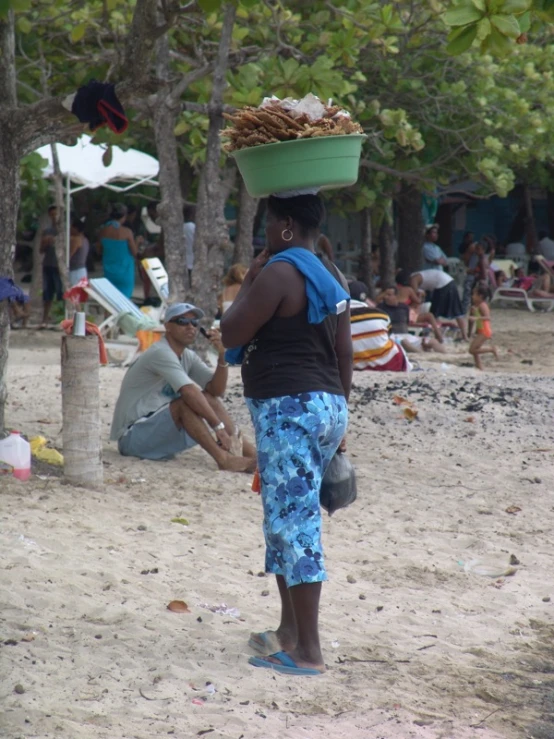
{"left": 282, "top": 228, "right": 293, "bottom": 242}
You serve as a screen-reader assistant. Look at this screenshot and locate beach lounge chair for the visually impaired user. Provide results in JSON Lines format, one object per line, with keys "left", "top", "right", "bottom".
{"left": 490, "top": 286, "right": 554, "bottom": 312}
{"left": 141, "top": 257, "right": 169, "bottom": 307}
{"left": 491, "top": 258, "right": 518, "bottom": 278}
{"left": 85, "top": 277, "right": 164, "bottom": 365}
{"left": 446, "top": 257, "right": 465, "bottom": 291}
{"left": 85, "top": 278, "right": 145, "bottom": 334}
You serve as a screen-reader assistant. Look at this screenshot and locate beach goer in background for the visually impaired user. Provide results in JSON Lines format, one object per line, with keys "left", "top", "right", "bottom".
{"left": 394, "top": 270, "right": 443, "bottom": 342}
{"left": 98, "top": 203, "right": 138, "bottom": 298}
{"left": 378, "top": 285, "right": 445, "bottom": 355}
{"left": 528, "top": 260, "right": 554, "bottom": 299}
{"left": 422, "top": 224, "right": 448, "bottom": 271}
{"left": 183, "top": 204, "right": 196, "bottom": 288}
{"left": 461, "top": 239, "right": 478, "bottom": 313}
{"left": 458, "top": 231, "right": 474, "bottom": 257}
{"left": 315, "top": 232, "right": 334, "bottom": 262}
{"left": 69, "top": 218, "right": 90, "bottom": 286}
{"left": 349, "top": 281, "right": 409, "bottom": 371}
{"left": 221, "top": 193, "right": 351, "bottom": 676}
{"left": 219, "top": 264, "right": 248, "bottom": 315}
{"left": 410, "top": 269, "right": 468, "bottom": 341}
{"left": 111, "top": 302, "right": 256, "bottom": 471}
{"left": 494, "top": 270, "right": 508, "bottom": 288}
{"left": 468, "top": 284, "right": 497, "bottom": 370}
{"left": 40, "top": 205, "right": 62, "bottom": 327}
{"left": 512, "top": 267, "right": 534, "bottom": 291}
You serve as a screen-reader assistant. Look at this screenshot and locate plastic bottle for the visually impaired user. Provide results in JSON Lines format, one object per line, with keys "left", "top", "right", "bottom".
{"left": 0, "top": 432, "right": 31, "bottom": 481}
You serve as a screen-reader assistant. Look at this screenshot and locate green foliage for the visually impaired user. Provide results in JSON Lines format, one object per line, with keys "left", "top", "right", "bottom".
{"left": 444, "top": 0, "right": 535, "bottom": 55}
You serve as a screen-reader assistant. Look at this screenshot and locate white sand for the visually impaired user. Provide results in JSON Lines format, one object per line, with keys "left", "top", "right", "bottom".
{"left": 1, "top": 309, "right": 554, "bottom": 739}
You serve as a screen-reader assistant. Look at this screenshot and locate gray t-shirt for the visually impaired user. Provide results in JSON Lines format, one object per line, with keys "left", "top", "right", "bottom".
{"left": 110, "top": 338, "right": 214, "bottom": 440}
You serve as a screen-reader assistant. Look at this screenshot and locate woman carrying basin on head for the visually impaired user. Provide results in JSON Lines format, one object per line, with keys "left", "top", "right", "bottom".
{"left": 221, "top": 192, "right": 352, "bottom": 676}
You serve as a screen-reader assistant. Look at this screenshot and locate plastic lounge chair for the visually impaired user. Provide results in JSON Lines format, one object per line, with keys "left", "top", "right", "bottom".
{"left": 85, "top": 277, "right": 163, "bottom": 365}
{"left": 492, "top": 258, "right": 518, "bottom": 277}
{"left": 490, "top": 286, "right": 554, "bottom": 312}
{"left": 446, "top": 257, "right": 465, "bottom": 291}
{"left": 85, "top": 277, "right": 145, "bottom": 334}
{"left": 141, "top": 257, "right": 169, "bottom": 307}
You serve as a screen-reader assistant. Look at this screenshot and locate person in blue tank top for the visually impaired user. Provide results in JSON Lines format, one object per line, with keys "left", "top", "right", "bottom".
{"left": 221, "top": 193, "right": 353, "bottom": 676}
{"left": 98, "top": 203, "right": 138, "bottom": 298}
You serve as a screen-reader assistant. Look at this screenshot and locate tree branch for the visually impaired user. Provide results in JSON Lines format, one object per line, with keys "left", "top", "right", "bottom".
{"left": 360, "top": 158, "right": 434, "bottom": 185}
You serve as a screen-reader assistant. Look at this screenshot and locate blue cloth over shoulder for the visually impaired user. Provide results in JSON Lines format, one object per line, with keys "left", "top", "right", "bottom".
{"left": 0, "top": 277, "right": 29, "bottom": 304}
{"left": 225, "top": 248, "right": 350, "bottom": 365}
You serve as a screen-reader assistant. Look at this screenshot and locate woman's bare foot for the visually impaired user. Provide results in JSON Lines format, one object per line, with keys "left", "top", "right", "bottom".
{"left": 492, "top": 345, "right": 499, "bottom": 360}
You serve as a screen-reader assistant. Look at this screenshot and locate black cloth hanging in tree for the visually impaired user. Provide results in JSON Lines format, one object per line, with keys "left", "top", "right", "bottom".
{"left": 71, "top": 80, "right": 128, "bottom": 134}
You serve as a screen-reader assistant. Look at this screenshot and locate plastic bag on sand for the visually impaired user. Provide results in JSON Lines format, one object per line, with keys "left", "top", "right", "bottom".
{"left": 320, "top": 451, "right": 357, "bottom": 516}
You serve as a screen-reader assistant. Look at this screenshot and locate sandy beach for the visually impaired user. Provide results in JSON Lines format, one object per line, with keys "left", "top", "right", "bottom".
{"left": 1, "top": 308, "right": 554, "bottom": 739}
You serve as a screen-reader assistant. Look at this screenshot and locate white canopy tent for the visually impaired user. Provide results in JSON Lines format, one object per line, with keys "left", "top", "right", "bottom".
{"left": 35, "top": 134, "right": 159, "bottom": 265}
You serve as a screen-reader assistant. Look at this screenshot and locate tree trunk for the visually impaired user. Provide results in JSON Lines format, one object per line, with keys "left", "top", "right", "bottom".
{"left": 152, "top": 27, "right": 188, "bottom": 302}
{"left": 192, "top": 3, "right": 236, "bottom": 320}
{"left": 233, "top": 179, "right": 258, "bottom": 265}
{"left": 153, "top": 102, "right": 188, "bottom": 301}
{"left": 51, "top": 145, "right": 70, "bottom": 292}
{"left": 253, "top": 198, "right": 266, "bottom": 239}
{"left": 396, "top": 183, "right": 424, "bottom": 275}
{"left": 548, "top": 188, "right": 554, "bottom": 240}
{"left": 357, "top": 207, "right": 374, "bottom": 299}
{"left": 379, "top": 217, "right": 395, "bottom": 289}
{"left": 29, "top": 212, "right": 51, "bottom": 313}
{"left": 523, "top": 184, "right": 537, "bottom": 255}
{"left": 61, "top": 335, "right": 103, "bottom": 488}
{"left": 0, "top": 12, "right": 20, "bottom": 438}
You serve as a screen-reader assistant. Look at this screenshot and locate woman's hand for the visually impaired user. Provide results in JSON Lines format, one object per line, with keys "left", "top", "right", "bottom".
{"left": 339, "top": 435, "right": 347, "bottom": 453}
{"left": 247, "top": 249, "right": 271, "bottom": 282}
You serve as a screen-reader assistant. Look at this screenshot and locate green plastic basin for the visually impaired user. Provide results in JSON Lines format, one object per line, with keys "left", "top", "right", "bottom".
{"left": 231, "top": 134, "right": 366, "bottom": 197}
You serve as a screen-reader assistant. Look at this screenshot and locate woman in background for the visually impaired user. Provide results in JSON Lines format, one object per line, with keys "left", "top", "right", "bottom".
{"left": 219, "top": 263, "right": 248, "bottom": 315}
{"left": 69, "top": 217, "right": 90, "bottom": 286}
{"left": 98, "top": 203, "right": 138, "bottom": 298}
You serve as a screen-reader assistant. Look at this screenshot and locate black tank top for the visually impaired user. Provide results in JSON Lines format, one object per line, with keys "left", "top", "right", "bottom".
{"left": 241, "top": 306, "right": 344, "bottom": 399}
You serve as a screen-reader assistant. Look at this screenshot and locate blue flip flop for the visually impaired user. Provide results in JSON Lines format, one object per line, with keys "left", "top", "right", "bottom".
{"left": 248, "top": 631, "right": 280, "bottom": 655}
{"left": 248, "top": 651, "right": 323, "bottom": 676}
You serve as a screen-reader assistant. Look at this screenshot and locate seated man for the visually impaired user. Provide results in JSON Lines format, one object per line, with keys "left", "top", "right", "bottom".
{"left": 349, "top": 281, "right": 410, "bottom": 371}
{"left": 378, "top": 285, "right": 446, "bottom": 354}
{"left": 110, "top": 302, "right": 256, "bottom": 472}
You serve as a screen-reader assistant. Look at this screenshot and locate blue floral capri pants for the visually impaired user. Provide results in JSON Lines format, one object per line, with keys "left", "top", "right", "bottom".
{"left": 246, "top": 392, "right": 348, "bottom": 588}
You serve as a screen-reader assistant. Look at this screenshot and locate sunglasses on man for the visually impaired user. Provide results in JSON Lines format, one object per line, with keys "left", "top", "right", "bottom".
{"left": 170, "top": 317, "right": 199, "bottom": 327}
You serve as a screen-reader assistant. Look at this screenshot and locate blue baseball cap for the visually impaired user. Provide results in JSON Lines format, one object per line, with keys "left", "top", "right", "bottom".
{"left": 164, "top": 302, "right": 205, "bottom": 322}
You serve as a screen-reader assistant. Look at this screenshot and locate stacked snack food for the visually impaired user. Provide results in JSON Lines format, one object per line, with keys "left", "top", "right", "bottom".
{"left": 221, "top": 93, "right": 363, "bottom": 153}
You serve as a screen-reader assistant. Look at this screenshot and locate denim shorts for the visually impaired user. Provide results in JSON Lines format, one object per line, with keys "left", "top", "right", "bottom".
{"left": 246, "top": 391, "right": 348, "bottom": 588}
{"left": 42, "top": 266, "right": 63, "bottom": 302}
{"left": 118, "top": 404, "right": 197, "bottom": 460}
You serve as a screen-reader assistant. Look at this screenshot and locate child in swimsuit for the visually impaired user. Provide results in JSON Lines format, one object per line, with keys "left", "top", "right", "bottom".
{"left": 468, "top": 284, "right": 498, "bottom": 370}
